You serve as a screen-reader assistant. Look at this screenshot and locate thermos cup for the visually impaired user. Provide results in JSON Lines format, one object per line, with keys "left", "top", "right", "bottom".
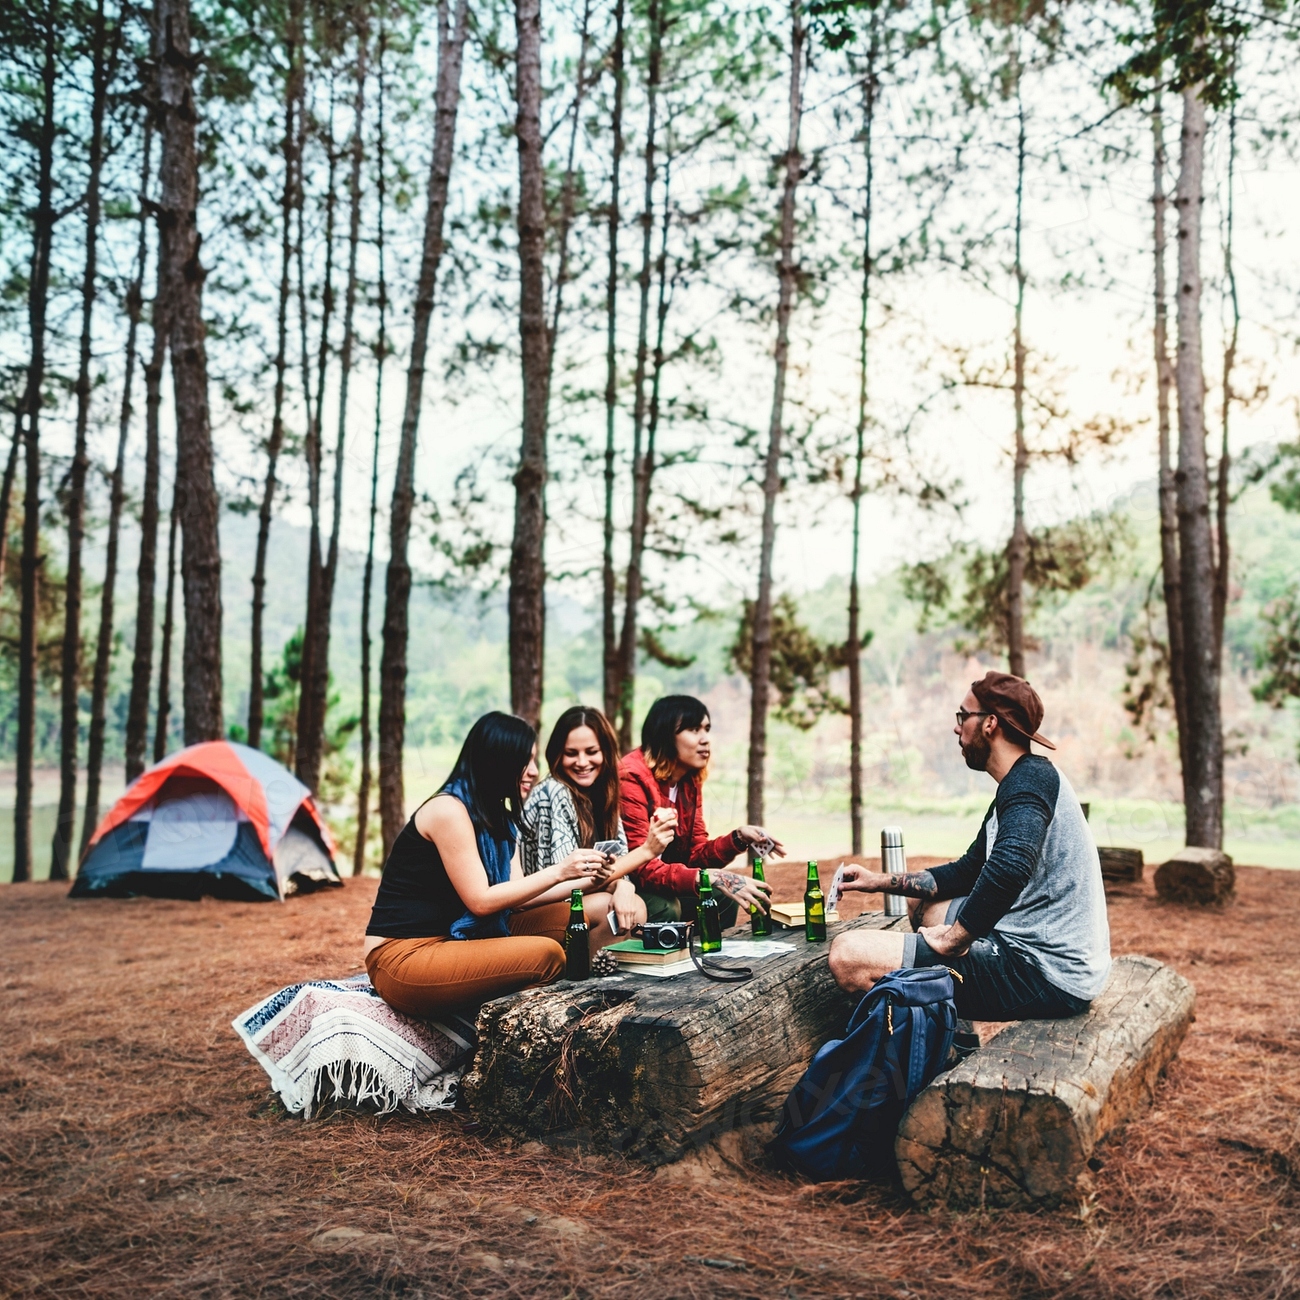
{"left": 881, "top": 826, "right": 908, "bottom": 917}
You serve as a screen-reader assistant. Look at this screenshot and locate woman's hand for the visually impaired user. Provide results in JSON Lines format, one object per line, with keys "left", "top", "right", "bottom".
{"left": 642, "top": 806, "right": 677, "bottom": 857}
{"left": 713, "top": 869, "right": 772, "bottom": 914}
{"left": 612, "top": 878, "right": 640, "bottom": 933}
{"left": 735, "top": 825, "right": 786, "bottom": 859}
{"left": 553, "top": 849, "right": 608, "bottom": 883}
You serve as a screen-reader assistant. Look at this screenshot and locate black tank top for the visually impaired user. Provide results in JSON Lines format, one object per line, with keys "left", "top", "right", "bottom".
{"left": 366, "top": 813, "right": 463, "bottom": 939}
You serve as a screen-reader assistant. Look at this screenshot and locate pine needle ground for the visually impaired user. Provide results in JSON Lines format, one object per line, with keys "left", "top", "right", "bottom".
{"left": 1, "top": 863, "right": 1297, "bottom": 1299}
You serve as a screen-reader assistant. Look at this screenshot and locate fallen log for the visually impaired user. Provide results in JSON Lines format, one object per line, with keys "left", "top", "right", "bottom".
{"left": 1155, "top": 847, "right": 1234, "bottom": 904}
{"left": 461, "top": 912, "right": 909, "bottom": 1164}
{"left": 1098, "top": 846, "right": 1143, "bottom": 884}
{"left": 895, "top": 955, "right": 1195, "bottom": 1210}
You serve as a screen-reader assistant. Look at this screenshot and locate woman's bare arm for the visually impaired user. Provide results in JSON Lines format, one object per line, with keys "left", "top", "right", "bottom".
{"left": 419, "top": 795, "right": 602, "bottom": 916}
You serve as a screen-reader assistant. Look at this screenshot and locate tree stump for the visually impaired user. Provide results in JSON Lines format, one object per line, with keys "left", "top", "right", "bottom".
{"left": 895, "top": 955, "right": 1195, "bottom": 1210}
{"left": 1098, "top": 847, "right": 1143, "bottom": 885}
{"left": 461, "top": 912, "right": 908, "bottom": 1164}
{"left": 1154, "top": 847, "right": 1235, "bottom": 904}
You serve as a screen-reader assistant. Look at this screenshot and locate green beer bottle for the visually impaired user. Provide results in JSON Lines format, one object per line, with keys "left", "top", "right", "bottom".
{"left": 804, "top": 860, "right": 827, "bottom": 943}
{"left": 564, "top": 889, "right": 591, "bottom": 981}
{"left": 697, "top": 870, "right": 723, "bottom": 953}
{"left": 749, "top": 857, "right": 772, "bottom": 937}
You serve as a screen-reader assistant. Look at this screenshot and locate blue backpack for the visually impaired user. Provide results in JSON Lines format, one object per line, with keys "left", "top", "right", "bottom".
{"left": 771, "top": 966, "right": 959, "bottom": 1181}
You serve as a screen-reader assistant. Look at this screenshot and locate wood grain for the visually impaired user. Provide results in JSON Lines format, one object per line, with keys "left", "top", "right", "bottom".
{"left": 896, "top": 955, "right": 1196, "bottom": 1210}
{"left": 461, "top": 911, "right": 909, "bottom": 1164}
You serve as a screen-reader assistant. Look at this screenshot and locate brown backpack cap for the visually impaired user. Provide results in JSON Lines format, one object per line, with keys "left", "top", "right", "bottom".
{"left": 970, "top": 671, "right": 1056, "bottom": 750}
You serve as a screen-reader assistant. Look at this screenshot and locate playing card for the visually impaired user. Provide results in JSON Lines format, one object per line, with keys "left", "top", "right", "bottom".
{"left": 826, "top": 866, "right": 847, "bottom": 912}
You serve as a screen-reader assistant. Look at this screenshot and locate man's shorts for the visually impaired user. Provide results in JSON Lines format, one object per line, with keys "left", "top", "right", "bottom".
{"left": 901, "top": 898, "right": 1090, "bottom": 1021}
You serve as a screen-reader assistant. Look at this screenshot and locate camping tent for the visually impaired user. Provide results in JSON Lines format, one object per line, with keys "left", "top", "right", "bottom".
{"left": 72, "top": 741, "right": 342, "bottom": 901}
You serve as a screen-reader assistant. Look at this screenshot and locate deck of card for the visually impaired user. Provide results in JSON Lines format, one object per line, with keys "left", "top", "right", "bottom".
{"left": 826, "top": 865, "right": 847, "bottom": 913}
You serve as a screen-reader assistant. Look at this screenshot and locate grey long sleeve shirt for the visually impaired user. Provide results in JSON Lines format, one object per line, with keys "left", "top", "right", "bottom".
{"left": 929, "top": 755, "right": 1111, "bottom": 1001}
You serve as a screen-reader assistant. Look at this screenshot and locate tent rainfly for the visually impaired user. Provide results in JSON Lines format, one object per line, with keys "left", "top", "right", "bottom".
{"left": 72, "top": 741, "right": 342, "bottom": 901}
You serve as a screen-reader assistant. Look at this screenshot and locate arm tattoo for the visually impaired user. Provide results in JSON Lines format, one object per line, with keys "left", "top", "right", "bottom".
{"left": 716, "top": 870, "right": 747, "bottom": 895}
{"left": 893, "top": 870, "right": 938, "bottom": 900}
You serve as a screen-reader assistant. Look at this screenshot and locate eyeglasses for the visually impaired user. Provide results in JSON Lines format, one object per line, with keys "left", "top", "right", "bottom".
{"left": 955, "top": 710, "right": 994, "bottom": 727}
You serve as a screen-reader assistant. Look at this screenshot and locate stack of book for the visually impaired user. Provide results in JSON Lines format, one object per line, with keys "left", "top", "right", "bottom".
{"left": 607, "top": 938, "right": 691, "bottom": 970}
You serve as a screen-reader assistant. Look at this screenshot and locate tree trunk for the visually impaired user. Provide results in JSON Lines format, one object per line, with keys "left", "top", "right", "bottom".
{"left": 14, "top": 7, "right": 58, "bottom": 885}
{"left": 0, "top": 420, "right": 18, "bottom": 601}
{"left": 51, "top": 0, "right": 109, "bottom": 880}
{"left": 1173, "top": 85, "right": 1222, "bottom": 849}
{"left": 378, "top": 0, "right": 469, "bottom": 855}
{"left": 746, "top": 2, "right": 804, "bottom": 826}
{"left": 614, "top": 0, "right": 662, "bottom": 751}
{"left": 1153, "top": 94, "right": 1189, "bottom": 789}
{"left": 296, "top": 70, "right": 341, "bottom": 791}
{"left": 848, "top": 34, "right": 878, "bottom": 859}
{"left": 156, "top": 0, "right": 223, "bottom": 744}
{"left": 357, "top": 15, "right": 387, "bottom": 877}
{"left": 601, "top": 0, "right": 626, "bottom": 723}
{"left": 299, "top": 54, "right": 359, "bottom": 793}
{"left": 249, "top": 9, "right": 302, "bottom": 751}
{"left": 1005, "top": 68, "right": 1028, "bottom": 680}
{"left": 82, "top": 123, "right": 153, "bottom": 857}
{"left": 153, "top": 478, "right": 180, "bottom": 762}
{"left": 507, "top": 0, "right": 552, "bottom": 734}
{"left": 124, "top": 280, "right": 167, "bottom": 781}
{"left": 1213, "top": 85, "right": 1237, "bottom": 666}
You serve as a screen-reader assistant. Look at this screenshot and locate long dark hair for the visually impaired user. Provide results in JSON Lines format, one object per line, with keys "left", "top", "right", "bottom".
{"left": 441, "top": 712, "right": 536, "bottom": 840}
{"left": 544, "top": 706, "right": 620, "bottom": 846}
{"left": 640, "top": 694, "right": 710, "bottom": 782}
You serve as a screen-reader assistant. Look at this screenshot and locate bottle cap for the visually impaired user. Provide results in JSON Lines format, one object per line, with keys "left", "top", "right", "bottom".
{"left": 881, "top": 826, "right": 904, "bottom": 848}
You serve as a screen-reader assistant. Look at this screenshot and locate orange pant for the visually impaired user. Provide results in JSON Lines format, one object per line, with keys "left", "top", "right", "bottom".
{"left": 365, "top": 902, "right": 569, "bottom": 1017}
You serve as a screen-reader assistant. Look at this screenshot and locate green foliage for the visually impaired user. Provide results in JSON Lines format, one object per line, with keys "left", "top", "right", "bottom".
{"left": 901, "top": 510, "right": 1132, "bottom": 658}
{"left": 728, "top": 594, "right": 853, "bottom": 730}
{"left": 1254, "top": 590, "right": 1300, "bottom": 712}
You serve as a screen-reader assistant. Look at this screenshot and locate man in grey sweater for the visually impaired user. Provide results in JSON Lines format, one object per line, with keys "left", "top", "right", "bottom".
{"left": 828, "top": 671, "right": 1111, "bottom": 1020}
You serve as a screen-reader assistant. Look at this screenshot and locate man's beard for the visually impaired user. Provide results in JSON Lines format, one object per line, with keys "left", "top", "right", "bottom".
{"left": 961, "top": 729, "right": 991, "bottom": 772}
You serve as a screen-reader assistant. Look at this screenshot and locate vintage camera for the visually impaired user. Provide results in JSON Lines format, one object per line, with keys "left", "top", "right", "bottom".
{"left": 636, "top": 921, "right": 691, "bottom": 951}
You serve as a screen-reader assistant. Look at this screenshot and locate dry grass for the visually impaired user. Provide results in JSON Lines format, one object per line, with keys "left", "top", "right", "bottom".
{"left": 1, "top": 864, "right": 1298, "bottom": 1299}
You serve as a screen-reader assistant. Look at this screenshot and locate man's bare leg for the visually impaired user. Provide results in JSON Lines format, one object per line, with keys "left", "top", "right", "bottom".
{"left": 829, "top": 899, "right": 954, "bottom": 994}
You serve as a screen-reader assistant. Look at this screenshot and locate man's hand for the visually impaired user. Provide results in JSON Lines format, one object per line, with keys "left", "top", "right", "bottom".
{"left": 837, "top": 863, "right": 891, "bottom": 893}
{"left": 919, "top": 921, "right": 973, "bottom": 959}
{"left": 612, "top": 878, "right": 640, "bottom": 933}
{"left": 735, "top": 826, "right": 787, "bottom": 859}
{"left": 714, "top": 869, "right": 772, "bottom": 914}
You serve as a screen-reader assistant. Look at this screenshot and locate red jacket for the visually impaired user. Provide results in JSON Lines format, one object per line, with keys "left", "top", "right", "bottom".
{"left": 619, "top": 748, "right": 744, "bottom": 895}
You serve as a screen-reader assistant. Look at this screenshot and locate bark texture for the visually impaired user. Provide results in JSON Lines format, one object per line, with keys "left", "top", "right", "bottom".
{"left": 897, "top": 956, "right": 1195, "bottom": 1210}
{"left": 613, "top": 0, "right": 662, "bottom": 750}
{"left": 377, "top": 0, "right": 468, "bottom": 855}
{"left": 747, "top": 3, "right": 804, "bottom": 825}
{"left": 1006, "top": 73, "right": 1028, "bottom": 680}
{"left": 463, "top": 912, "right": 908, "bottom": 1164}
{"left": 1172, "top": 86, "right": 1222, "bottom": 848}
{"left": 1097, "top": 846, "right": 1144, "bottom": 884}
{"left": 249, "top": 14, "right": 301, "bottom": 751}
{"left": 156, "top": 0, "right": 223, "bottom": 743}
{"left": 51, "top": 0, "right": 109, "bottom": 880}
{"left": 507, "top": 0, "right": 551, "bottom": 733}
{"left": 83, "top": 126, "right": 153, "bottom": 856}
{"left": 1153, "top": 96, "right": 1189, "bottom": 792}
{"left": 14, "top": 7, "right": 58, "bottom": 884}
{"left": 154, "top": 480, "right": 180, "bottom": 762}
{"left": 601, "top": 0, "right": 625, "bottom": 723}
{"left": 1154, "top": 845, "right": 1234, "bottom": 904}
{"left": 356, "top": 16, "right": 387, "bottom": 877}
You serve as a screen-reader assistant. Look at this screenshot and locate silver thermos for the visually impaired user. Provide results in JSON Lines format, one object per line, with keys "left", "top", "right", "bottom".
{"left": 881, "top": 826, "right": 908, "bottom": 917}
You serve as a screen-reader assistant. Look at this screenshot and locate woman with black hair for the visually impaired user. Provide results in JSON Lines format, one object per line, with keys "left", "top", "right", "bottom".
{"left": 620, "top": 695, "right": 783, "bottom": 927}
{"left": 520, "top": 706, "right": 675, "bottom": 936}
{"left": 364, "top": 712, "right": 606, "bottom": 1017}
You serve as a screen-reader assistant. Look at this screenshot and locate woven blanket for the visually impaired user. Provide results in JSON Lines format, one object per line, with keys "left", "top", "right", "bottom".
{"left": 232, "top": 974, "right": 475, "bottom": 1117}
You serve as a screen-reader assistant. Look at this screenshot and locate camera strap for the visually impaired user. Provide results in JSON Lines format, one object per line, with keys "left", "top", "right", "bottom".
{"left": 688, "top": 923, "right": 753, "bottom": 983}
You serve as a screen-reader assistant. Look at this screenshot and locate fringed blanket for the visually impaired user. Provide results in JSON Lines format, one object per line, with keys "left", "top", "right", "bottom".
{"left": 232, "top": 974, "right": 475, "bottom": 1116}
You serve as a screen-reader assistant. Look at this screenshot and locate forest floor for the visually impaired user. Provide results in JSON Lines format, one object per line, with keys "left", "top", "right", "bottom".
{"left": 1, "top": 863, "right": 1298, "bottom": 1299}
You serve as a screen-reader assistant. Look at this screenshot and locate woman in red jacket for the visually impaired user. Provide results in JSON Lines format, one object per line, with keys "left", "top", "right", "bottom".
{"left": 620, "top": 694, "right": 782, "bottom": 926}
